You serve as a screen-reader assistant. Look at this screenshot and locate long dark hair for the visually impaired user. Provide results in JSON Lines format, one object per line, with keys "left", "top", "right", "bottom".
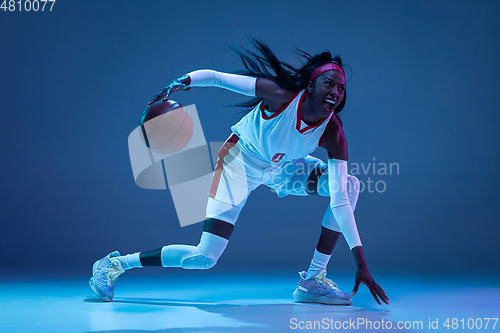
{"left": 229, "top": 36, "right": 347, "bottom": 120}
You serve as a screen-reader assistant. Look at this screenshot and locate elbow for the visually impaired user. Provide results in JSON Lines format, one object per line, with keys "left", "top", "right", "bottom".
{"left": 330, "top": 202, "right": 350, "bottom": 211}
{"left": 328, "top": 150, "right": 348, "bottom": 161}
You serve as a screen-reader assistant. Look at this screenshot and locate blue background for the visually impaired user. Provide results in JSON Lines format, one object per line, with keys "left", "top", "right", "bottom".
{"left": 0, "top": 0, "right": 499, "bottom": 278}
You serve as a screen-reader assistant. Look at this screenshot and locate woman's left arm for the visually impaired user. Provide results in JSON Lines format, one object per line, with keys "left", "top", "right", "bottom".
{"left": 351, "top": 246, "right": 389, "bottom": 305}
{"left": 322, "top": 119, "right": 389, "bottom": 305}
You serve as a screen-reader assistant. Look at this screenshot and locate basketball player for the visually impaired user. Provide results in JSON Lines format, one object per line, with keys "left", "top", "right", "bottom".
{"left": 90, "top": 38, "right": 389, "bottom": 306}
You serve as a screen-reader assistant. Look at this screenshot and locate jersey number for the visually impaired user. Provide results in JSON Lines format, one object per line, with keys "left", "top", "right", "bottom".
{"left": 271, "top": 153, "right": 285, "bottom": 163}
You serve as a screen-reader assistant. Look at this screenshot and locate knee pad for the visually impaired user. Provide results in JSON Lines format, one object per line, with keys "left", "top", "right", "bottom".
{"left": 161, "top": 232, "right": 228, "bottom": 270}
{"left": 321, "top": 206, "right": 342, "bottom": 232}
{"left": 181, "top": 250, "right": 217, "bottom": 269}
{"left": 181, "top": 231, "right": 228, "bottom": 269}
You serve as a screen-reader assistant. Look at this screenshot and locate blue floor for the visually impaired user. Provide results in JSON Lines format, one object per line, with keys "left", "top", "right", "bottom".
{"left": 0, "top": 272, "right": 498, "bottom": 332}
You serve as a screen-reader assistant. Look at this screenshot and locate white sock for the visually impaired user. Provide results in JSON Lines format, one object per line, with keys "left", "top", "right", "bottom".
{"left": 305, "top": 249, "right": 331, "bottom": 279}
{"left": 116, "top": 252, "right": 143, "bottom": 270}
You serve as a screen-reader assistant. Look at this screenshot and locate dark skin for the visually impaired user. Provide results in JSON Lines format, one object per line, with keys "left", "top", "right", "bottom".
{"left": 149, "top": 70, "right": 389, "bottom": 305}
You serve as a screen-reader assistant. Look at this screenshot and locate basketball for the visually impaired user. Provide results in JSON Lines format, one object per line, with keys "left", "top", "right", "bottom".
{"left": 139, "top": 100, "right": 194, "bottom": 154}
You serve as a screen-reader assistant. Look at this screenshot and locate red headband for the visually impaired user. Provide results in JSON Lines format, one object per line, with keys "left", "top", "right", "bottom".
{"left": 309, "top": 63, "right": 345, "bottom": 81}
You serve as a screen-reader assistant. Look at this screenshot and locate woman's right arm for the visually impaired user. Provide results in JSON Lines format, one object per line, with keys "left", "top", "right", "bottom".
{"left": 149, "top": 70, "right": 294, "bottom": 111}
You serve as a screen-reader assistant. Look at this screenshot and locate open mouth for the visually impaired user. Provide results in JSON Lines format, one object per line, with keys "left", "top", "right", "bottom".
{"left": 324, "top": 99, "right": 336, "bottom": 112}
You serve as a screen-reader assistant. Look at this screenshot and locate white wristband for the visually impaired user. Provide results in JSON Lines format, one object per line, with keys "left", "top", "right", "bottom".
{"left": 328, "top": 159, "right": 362, "bottom": 249}
{"left": 187, "top": 70, "right": 256, "bottom": 97}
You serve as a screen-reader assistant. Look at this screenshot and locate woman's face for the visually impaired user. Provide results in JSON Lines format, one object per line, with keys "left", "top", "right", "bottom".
{"left": 307, "top": 70, "right": 346, "bottom": 118}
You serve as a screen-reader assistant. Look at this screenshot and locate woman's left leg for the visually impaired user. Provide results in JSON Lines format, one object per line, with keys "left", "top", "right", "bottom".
{"left": 269, "top": 157, "right": 359, "bottom": 304}
{"left": 302, "top": 165, "right": 360, "bottom": 279}
{"left": 271, "top": 159, "right": 341, "bottom": 277}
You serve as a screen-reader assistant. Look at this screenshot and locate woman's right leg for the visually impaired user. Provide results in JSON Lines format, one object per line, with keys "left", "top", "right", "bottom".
{"left": 90, "top": 189, "right": 245, "bottom": 300}
{"left": 119, "top": 217, "right": 234, "bottom": 270}
{"left": 90, "top": 135, "right": 254, "bottom": 301}
{"left": 89, "top": 217, "right": 235, "bottom": 302}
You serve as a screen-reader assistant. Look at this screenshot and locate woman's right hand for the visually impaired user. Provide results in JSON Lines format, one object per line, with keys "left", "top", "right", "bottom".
{"left": 351, "top": 265, "right": 389, "bottom": 305}
{"left": 148, "top": 75, "right": 192, "bottom": 105}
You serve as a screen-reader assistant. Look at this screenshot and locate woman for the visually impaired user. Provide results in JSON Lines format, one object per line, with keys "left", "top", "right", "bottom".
{"left": 90, "top": 38, "right": 389, "bottom": 306}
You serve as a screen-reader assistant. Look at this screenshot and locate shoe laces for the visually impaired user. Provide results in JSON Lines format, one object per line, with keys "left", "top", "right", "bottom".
{"left": 315, "top": 272, "right": 339, "bottom": 289}
{"left": 101, "top": 260, "right": 124, "bottom": 286}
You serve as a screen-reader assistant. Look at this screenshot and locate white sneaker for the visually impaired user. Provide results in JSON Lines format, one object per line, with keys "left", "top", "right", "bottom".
{"left": 293, "top": 271, "right": 352, "bottom": 305}
{"left": 89, "top": 251, "right": 125, "bottom": 301}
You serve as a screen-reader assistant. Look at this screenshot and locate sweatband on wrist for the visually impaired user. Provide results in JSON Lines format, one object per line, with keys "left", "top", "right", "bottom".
{"left": 187, "top": 70, "right": 256, "bottom": 97}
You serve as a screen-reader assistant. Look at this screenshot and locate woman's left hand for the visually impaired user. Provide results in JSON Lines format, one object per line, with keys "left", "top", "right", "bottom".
{"left": 351, "top": 265, "right": 389, "bottom": 305}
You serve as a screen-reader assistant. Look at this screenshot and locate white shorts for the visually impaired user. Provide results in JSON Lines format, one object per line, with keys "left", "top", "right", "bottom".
{"left": 206, "top": 134, "right": 323, "bottom": 224}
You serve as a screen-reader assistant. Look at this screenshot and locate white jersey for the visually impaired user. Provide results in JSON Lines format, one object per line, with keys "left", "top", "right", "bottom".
{"left": 231, "top": 90, "right": 332, "bottom": 163}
